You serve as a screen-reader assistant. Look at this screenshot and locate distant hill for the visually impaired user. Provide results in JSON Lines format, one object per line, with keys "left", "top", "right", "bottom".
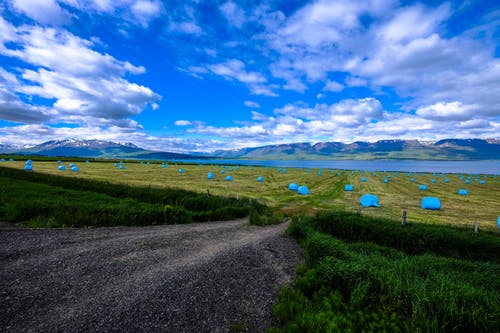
{"left": 208, "top": 139, "right": 500, "bottom": 160}
{"left": 1, "top": 138, "right": 498, "bottom": 160}
{"left": 3, "top": 139, "right": 203, "bottom": 160}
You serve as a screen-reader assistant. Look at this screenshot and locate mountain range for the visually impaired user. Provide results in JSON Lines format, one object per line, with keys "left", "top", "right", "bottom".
{"left": 0, "top": 139, "right": 201, "bottom": 160}
{"left": 0, "top": 138, "right": 498, "bottom": 160}
{"left": 207, "top": 138, "right": 500, "bottom": 160}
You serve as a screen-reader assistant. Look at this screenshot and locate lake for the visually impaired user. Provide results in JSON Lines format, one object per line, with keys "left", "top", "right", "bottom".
{"left": 173, "top": 159, "right": 500, "bottom": 175}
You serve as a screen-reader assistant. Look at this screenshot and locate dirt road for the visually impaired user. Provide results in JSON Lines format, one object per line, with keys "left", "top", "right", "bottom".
{"left": 0, "top": 219, "right": 303, "bottom": 332}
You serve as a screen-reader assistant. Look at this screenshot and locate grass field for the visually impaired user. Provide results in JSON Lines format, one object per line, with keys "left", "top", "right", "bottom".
{"left": 269, "top": 212, "right": 500, "bottom": 332}
{"left": 2, "top": 158, "right": 499, "bottom": 332}
{"left": 2, "top": 159, "right": 498, "bottom": 231}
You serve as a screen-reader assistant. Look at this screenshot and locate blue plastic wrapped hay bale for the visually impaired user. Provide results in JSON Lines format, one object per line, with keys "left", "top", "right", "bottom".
{"left": 114, "top": 163, "right": 119, "bottom": 167}
{"left": 360, "top": 194, "right": 380, "bottom": 207}
{"left": 480, "top": 180, "right": 485, "bottom": 184}
{"left": 361, "top": 177, "right": 367, "bottom": 182}
{"left": 419, "top": 184, "right": 427, "bottom": 190}
{"left": 458, "top": 189, "right": 468, "bottom": 196}
{"left": 283, "top": 169, "right": 287, "bottom": 173}
{"left": 71, "top": 166, "right": 79, "bottom": 172}
{"left": 421, "top": 197, "right": 441, "bottom": 210}
{"left": 178, "top": 168, "right": 184, "bottom": 173}
{"left": 9, "top": 158, "right": 14, "bottom": 162}
{"left": 344, "top": 184, "right": 353, "bottom": 191}
{"left": 497, "top": 216, "right": 500, "bottom": 229}
{"left": 431, "top": 179, "right": 436, "bottom": 183}
{"left": 444, "top": 179, "right": 449, "bottom": 183}
{"left": 226, "top": 175, "right": 233, "bottom": 181}
{"left": 221, "top": 169, "right": 226, "bottom": 174}
{"left": 318, "top": 170, "right": 322, "bottom": 176}
{"left": 119, "top": 165, "right": 125, "bottom": 170}
{"left": 69, "top": 163, "right": 75, "bottom": 168}
{"left": 24, "top": 164, "right": 32, "bottom": 171}
{"left": 58, "top": 165, "right": 66, "bottom": 171}
{"left": 257, "top": 176, "right": 264, "bottom": 182}
{"left": 410, "top": 178, "right": 415, "bottom": 182}
{"left": 288, "top": 183, "right": 299, "bottom": 191}
{"left": 26, "top": 159, "right": 32, "bottom": 165}
{"left": 207, "top": 172, "right": 214, "bottom": 179}
{"left": 465, "top": 179, "right": 471, "bottom": 184}
{"left": 383, "top": 179, "right": 388, "bottom": 183}
{"left": 57, "top": 160, "right": 62, "bottom": 164}
{"left": 0, "top": 158, "right": 5, "bottom": 162}
{"left": 297, "top": 185, "right": 309, "bottom": 195}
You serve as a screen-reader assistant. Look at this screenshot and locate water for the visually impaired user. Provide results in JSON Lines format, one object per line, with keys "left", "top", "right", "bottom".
{"left": 173, "top": 159, "right": 500, "bottom": 175}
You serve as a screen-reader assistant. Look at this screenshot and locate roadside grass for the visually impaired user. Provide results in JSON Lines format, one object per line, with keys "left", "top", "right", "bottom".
{"left": 0, "top": 167, "right": 268, "bottom": 227}
{"left": 268, "top": 212, "right": 500, "bottom": 333}
{"left": 3, "top": 160, "right": 498, "bottom": 230}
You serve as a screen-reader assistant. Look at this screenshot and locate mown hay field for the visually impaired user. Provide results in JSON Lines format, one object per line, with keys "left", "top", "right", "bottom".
{"left": 4, "top": 160, "right": 499, "bottom": 231}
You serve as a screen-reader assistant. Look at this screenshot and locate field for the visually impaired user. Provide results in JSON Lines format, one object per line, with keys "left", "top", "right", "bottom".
{"left": 2, "top": 159, "right": 499, "bottom": 231}
{"left": 269, "top": 212, "right": 500, "bottom": 332}
{"left": 2, "top": 158, "right": 499, "bottom": 332}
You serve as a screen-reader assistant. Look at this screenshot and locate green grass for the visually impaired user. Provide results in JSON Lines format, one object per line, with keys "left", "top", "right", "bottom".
{"left": 3, "top": 160, "right": 498, "bottom": 231}
{"left": 269, "top": 213, "right": 500, "bottom": 332}
{"left": 1, "top": 160, "right": 499, "bottom": 331}
{"left": 0, "top": 166, "right": 268, "bottom": 227}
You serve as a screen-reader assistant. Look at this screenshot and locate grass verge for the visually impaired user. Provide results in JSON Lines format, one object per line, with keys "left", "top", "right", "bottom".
{"left": 269, "top": 212, "right": 500, "bottom": 332}
{"left": 0, "top": 167, "right": 270, "bottom": 227}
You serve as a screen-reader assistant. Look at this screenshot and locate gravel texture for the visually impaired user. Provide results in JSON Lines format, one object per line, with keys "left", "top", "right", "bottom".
{"left": 0, "top": 219, "right": 303, "bottom": 332}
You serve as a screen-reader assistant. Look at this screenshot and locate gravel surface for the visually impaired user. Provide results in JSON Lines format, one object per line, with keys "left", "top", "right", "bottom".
{"left": 0, "top": 219, "right": 303, "bottom": 332}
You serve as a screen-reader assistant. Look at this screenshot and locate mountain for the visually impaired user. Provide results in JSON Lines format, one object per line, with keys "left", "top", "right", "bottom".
{"left": 3, "top": 138, "right": 499, "bottom": 160}
{"left": 209, "top": 139, "right": 500, "bottom": 160}
{"left": 8, "top": 139, "right": 202, "bottom": 160}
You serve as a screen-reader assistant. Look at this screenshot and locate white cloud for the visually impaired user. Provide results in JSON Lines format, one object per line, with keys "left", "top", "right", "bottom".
{"left": 0, "top": 21, "right": 160, "bottom": 127}
{"left": 220, "top": 1, "right": 246, "bottom": 28}
{"left": 323, "top": 80, "right": 344, "bottom": 92}
{"left": 10, "top": 0, "right": 72, "bottom": 25}
{"left": 416, "top": 102, "right": 478, "bottom": 121}
{"left": 169, "top": 21, "right": 203, "bottom": 35}
{"left": 208, "top": 59, "right": 276, "bottom": 96}
{"left": 345, "top": 76, "right": 367, "bottom": 87}
{"left": 174, "top": 120, "right": 192, "bottom": 126}
{"left": 377, "top": 4, "right": 450, "bottom": 43}
{"left": 244, "top": 100, "right": 260, "bottom": 108}
{"left": 131, "top": 0, "right": 163, "bottom": 27}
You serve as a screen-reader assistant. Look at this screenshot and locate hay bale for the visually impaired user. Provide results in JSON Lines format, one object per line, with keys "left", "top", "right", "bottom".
{"left": 421, "top": 197, "right": 441, "bottom": 210}
{"left": 297, "top": 186, "right": 309, "bottom": 195}
{"left": 360, "top": 194, "right": 379, "bottom": 207}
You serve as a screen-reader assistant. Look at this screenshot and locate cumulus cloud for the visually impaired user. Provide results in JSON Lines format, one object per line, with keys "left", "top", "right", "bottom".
{"left": 0, "top": 19, "right": 160, "bottom": 128}
{"left": 10, "top": 0, "right": 72, "bottom": 25}
{"left": 244, "top": 100, "right": 260, "bottom": 108}
{"left": 323, "top": 80, "right": 344, "bottom": 92}
{"left": 416, "top": 102, "right": 478, "bottom": 121}
{"left": 220, "top": 1, "right": 246, "bottom": 28}
{"left": 208, "top": 59, "right": 276, "bottom": 96}
{"left": 174, "top": 120, "right": 192, "bottom": 126}
{"left": 7, "top": 0, "right": 165, "bottom": 28}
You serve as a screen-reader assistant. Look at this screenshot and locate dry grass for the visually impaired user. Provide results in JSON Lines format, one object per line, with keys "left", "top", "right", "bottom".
{"left": 5, "top": 160, "right": 499, "bottom": 231}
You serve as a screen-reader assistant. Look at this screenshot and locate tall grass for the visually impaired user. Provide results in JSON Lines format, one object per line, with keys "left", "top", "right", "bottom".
{"left": 0, "top": 167, "right": 267, "bottom": 227}
{"left": 269, "top": 212, "right": 500, "bottom": 332}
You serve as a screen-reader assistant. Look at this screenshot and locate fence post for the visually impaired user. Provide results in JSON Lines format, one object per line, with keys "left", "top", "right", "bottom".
{"left": 401, "top": 210, "right": 407, "bottom": 225}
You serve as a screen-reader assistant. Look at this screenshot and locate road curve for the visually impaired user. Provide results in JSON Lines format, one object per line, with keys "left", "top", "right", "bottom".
{"left": 0, "top": 219, "right": 303, "bottom": 332}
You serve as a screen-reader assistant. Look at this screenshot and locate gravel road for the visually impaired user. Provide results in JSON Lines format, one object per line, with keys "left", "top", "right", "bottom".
{"left": 0, "top": 219, "right": 303, "bottom": 332}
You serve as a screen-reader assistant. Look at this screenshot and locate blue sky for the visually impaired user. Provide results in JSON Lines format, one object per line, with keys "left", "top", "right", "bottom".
{"left": 0, "top": 0, "right": 499, "bottom": 152}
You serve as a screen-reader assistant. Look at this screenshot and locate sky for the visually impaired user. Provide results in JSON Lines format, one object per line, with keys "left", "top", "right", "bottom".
{"left": 0, "top": 0, "right": 499, "bottom": 153}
